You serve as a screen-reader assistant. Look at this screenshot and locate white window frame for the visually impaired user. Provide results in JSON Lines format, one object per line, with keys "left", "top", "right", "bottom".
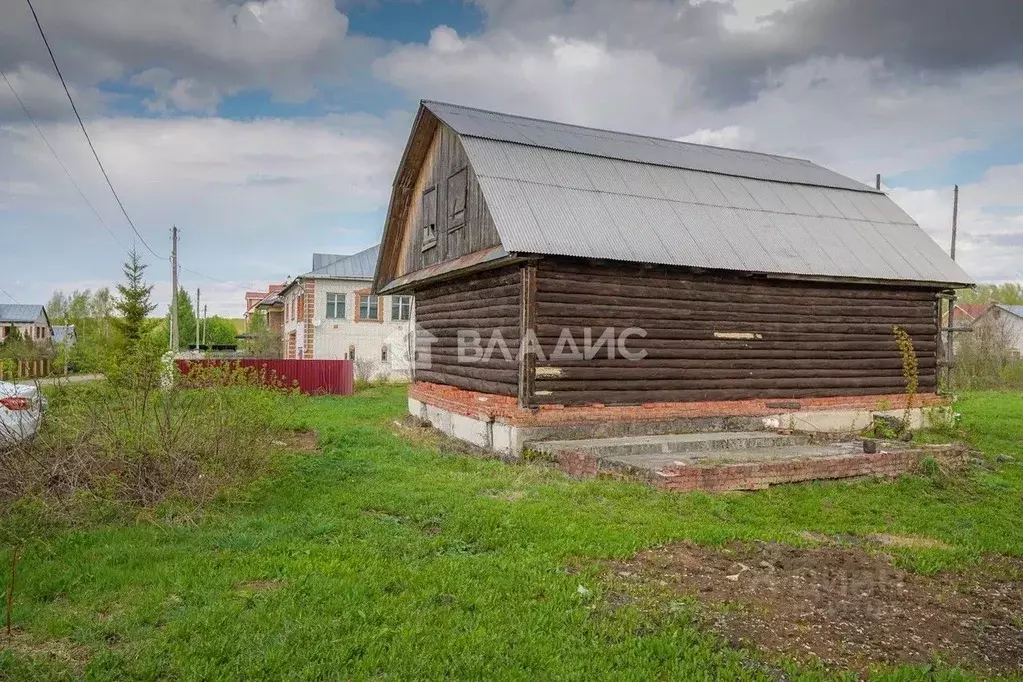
{"left": 326, "top": 293, "right": 346, "bottom": 319}
{"left": 391, "top": 296, "right": 412, "bottom": 321}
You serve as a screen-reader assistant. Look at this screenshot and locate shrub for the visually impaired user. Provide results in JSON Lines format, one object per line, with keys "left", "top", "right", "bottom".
{"left": 1, "top": 355, "right": 299, "bottom": 512}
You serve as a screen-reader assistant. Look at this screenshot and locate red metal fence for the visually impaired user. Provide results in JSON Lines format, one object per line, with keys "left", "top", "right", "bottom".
{"left": 176, "top": 359, "right": 354, "bottom": 396}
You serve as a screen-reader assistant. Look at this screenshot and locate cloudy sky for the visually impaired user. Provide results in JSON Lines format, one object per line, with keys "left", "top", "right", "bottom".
{"left": 1, "top": 0, "right": 1021, "bottom": 316}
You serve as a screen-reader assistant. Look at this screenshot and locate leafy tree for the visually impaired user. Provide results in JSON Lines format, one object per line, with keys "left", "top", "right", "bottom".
{"left": 46, "top": 291, "right": 70, "bottom": 322}
{"left": 111, "top": 249, "right": 158, "bottom": 347}
{"left": 0, "top": 327, "right": 37, "bottom": 361}
{"left": 203, "top": 316, "right": 238, "bottom": 346}
{"left": 959, "top": 283, "right": 1023, "bottom": 305}
{"left": 245, "top": 311, "right": 282, "bottom": 358}
{"left": 166, "top": 288, "right": 197, "bottom": 350}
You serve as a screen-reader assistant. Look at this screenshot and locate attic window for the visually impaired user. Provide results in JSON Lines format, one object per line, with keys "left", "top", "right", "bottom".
{"left": 422, "top": 186, "right": 437, "bottom": 251}
{"left": 447, "top": 168, "right": 467, "bottom": 229}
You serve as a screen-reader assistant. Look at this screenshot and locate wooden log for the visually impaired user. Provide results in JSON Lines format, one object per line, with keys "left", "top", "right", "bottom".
{"left": 533, "top": 358, "right": 935, "bottom": 372}
{"left": 416, "top": 284, "right": 520, "bottom": 307}
{"left": 533, "top": 349, "right": 922, "bottom": 362}
{"left": 534, "top": 293, "right": 936, "bottom": 320}
{"left": 531, "top": 327, "right": 937, "bottom": 343}
{"left": 416, "top": 268, "right": 520, "bottom": 300}
{"left": 536, "top": 301, "right": 933, "bottom": 325}
{"left": 415, "top": 294, "right": 520, "bottom": 314}
{"left": 519, "top": 261, "right": 537, "bottom": 407}
{"left": 538, "top": 263, "right": 939, "bottom": 301}
{"left": 535, "top": 277, "right": 938, "bottom": 309}
{"left": 415, "top": 370, "right": 515, "bottom": 396}
{"left": 418, "top": 362, "right": 518, "bottom": 383}
{"left": 535, "top": 377, "right": 910, "bottom": 392}
{"left": 416, "top": 305, "right": 520, "bottom": 320}
{"left": 531, "top": 320, "right": 937, "bottom": 336}
{"left": 532, "top": 386, "right": 927, "bottom": 405}
{"left": 417, "top": 316, "right": 521, "bottom": 329}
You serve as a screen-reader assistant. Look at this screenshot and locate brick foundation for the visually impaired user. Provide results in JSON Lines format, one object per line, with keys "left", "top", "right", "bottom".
{"left": 409, "top": 382, "right": 947, "bottom": 428}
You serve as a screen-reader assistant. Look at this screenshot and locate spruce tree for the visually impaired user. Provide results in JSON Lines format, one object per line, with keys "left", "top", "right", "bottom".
{"left": 112, "top": 249, "right": 158, "bottom": 346}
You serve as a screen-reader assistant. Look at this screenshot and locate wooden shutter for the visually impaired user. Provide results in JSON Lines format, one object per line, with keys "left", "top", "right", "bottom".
{"left": 422, "top": 187, "right": 437, "bottom": 250}
{"left": 447, "top": 168, "right": 467, "bottom": 228}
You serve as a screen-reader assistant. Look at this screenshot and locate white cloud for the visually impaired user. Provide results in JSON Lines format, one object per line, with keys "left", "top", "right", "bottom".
{"left": 677, "top": 125, "right": 751, "bottom": 148}
{"left": 0, "top": 111, "right": 409, "bottom": 314}
{"left": 375, "top": 27, "right": 692, "bottom": 132}
{"left": 891, "top": 166, "right": 1023, "bottom": 282}
{"left": 0, "top": 0, "right": 375, "bottom": 114}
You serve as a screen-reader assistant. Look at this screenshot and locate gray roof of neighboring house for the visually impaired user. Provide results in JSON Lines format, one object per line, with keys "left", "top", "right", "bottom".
{"left": 0, "top": 304, "right": 45, "bottom": 323}
{"left": 52, "top": 325, "right": 75, "bottom": 344}
{"left": 420, "top": 101, "right": 973, "bottom": 287}
{"left": 995, "top": 304, "right": 1023, "bottom": 318}
{"left": 312, "top": 253, "right": 349, "bottom": 271}
{"left": 303, "top": 244, "right": 378, "bottom": 280}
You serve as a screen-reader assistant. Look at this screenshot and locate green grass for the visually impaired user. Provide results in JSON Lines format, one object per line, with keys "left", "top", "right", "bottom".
{"left": 2, "top": 387, "right": 1022, "bottom": 680}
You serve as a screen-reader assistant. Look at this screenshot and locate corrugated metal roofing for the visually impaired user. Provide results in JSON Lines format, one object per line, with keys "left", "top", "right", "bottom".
{"left": 312, "top": 253, "right": 349, "bottom": 271}
{"left": 425, "top": 100, "right": 878, "bottom": 193}
{"left": 454, "top": 132, "right": 972, "bottom": 286}
{"left": 303, "top": 244, "right": 378, "bottom": 280}
{"left": 0, "top": 304, "right": 45, "bottom": 323}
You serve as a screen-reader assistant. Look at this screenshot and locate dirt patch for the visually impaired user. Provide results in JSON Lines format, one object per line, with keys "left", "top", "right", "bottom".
{"left": 273, "top": 430, "right": 319, "bottom": 454}
{"left": 609, "top": 541, "right": 1023, "bottom": 676}
{"left": 867, "top": 533, "right": 952, "bottom": 550}
{"left": 793, "top": 530, "right": 952, "bottom": 551}
{"left": 479, "top": 489, "right": 527, "bottom": 502}
{"left": 1, "top": 628, "right": 91, "bottom": 673}
{"left": 233, "top": 579, "right": 284, "bottom": 592}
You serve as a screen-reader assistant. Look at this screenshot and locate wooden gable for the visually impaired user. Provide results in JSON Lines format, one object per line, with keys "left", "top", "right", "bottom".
{"left": 374, "top": 108, "right": 504, "bottom": 294}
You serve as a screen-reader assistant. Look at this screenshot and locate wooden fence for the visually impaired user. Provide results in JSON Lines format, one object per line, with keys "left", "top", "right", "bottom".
{"left": 0, "top": 358, "right": 51, "bottom": 380}
{"left": 176, "top": 359, "right": 354, "bottom": 396}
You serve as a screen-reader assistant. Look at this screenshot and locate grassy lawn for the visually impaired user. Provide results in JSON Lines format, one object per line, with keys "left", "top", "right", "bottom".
{"left": 2, "top": 387, "right": 1022, "bottom": 680}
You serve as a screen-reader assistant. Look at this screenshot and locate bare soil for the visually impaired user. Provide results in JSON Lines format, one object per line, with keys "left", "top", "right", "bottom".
{"left": 275, "top": 430, "right": 319, "bottom": 454}
{"left": 1, "top": 628, "right": 91, "bottom": 674}
{"left": 608, "top": 540, "right": 1023, "bottom": 676}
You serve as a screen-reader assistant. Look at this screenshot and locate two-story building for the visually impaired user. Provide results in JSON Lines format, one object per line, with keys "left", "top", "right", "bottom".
{"left": 0, "top": 304, "right": 53, "bottom": 346}
{"left": 279, "top": 245, "right": 413, "bottom": 379}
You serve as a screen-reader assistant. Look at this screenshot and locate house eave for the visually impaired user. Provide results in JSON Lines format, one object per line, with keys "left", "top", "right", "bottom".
{"left": 377, "top": 246, "right": 521, "bottom": 295}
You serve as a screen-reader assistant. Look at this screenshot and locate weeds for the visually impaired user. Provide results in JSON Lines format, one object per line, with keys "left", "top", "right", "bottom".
{"left": 1, "top": 353, "right": 299, "bottom": 639}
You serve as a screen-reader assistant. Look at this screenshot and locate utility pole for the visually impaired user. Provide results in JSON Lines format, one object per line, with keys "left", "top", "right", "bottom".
{"left": 202, "top": 304, "right": 208, "bottom": 347}
{"left": 170, "top": 226, "right": 179, "bottom": 352}
{"left": 946, "top": 185, "right": 960, "bottom": 392}
{"left": 195, "top": 287, "right": 201, "bottom": 350}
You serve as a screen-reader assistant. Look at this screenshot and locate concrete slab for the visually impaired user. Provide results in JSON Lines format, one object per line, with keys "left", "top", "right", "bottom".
{"left": 531, "top": 431, "right": 810, "bottom": 459}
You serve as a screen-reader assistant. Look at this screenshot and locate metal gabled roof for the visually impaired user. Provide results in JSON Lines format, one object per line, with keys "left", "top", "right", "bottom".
{"left": 461, "top": 136, "right": 971, "bottom": 286}
{"left": 408, "top": 99, "right": 972, "bottom": 288}
{"left": 424, "top": 100, "right": 877, "bottom": 193}
{"left": 0, "top": 304, "right": 45, "bottom": 323}
{"left": 302, "top": 244, "right": 379, "bottom": 280}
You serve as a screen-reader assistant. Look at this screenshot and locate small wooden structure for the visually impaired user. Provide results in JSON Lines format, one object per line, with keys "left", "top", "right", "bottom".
{"left": 374, "top": 101, "right": 973, "bottom": 410}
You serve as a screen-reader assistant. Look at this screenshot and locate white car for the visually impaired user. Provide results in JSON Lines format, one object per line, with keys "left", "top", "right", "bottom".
{"left": 0, "top": 381, "right": 45, "bottom": 450}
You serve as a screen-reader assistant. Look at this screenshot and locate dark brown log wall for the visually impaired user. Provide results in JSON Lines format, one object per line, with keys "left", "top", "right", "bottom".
{"left": 414, "top": 265, "right": 521, "bottom": 396}
{"left": 530, "top": 258, "right": 940, "bottom": 405}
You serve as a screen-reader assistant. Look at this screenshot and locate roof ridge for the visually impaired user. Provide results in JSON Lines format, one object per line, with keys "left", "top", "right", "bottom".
{"left": 302, "top": 243, "right": 379, "bottom": 278}
{"left": 422, "top": 99, "right": 826, "bottom": 168}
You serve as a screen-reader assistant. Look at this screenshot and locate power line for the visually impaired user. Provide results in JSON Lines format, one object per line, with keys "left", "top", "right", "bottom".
{"left": 0, "top": 65, "right": 129, "bottom": 254}
{"left": 24, "top": 0, "right": 165, "bottom": 260}
{"left": 0, "top": 287, "right": 20, "bottom": 304}
{"left": 180, "top": 265, "right": 252, "bottom": 291}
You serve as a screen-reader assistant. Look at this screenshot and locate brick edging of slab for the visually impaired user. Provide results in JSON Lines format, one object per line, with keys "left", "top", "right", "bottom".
{"left": 553, "top": 445, "right": 967, "bottom": 493}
